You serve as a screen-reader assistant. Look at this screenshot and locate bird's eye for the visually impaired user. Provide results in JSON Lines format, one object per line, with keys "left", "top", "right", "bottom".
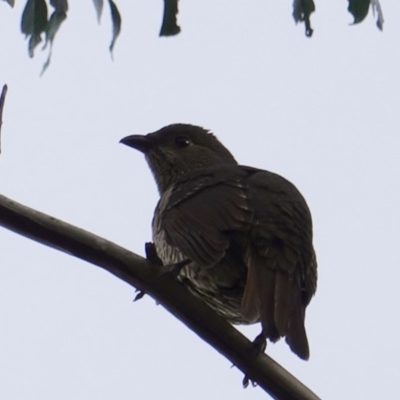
{"left": 175, "top": 136, "right": 192, "bottom": 148}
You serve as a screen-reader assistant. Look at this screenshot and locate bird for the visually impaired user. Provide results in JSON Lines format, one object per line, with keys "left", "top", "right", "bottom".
{"left": 120, "top": 124, "right": 317, "bottom": 360}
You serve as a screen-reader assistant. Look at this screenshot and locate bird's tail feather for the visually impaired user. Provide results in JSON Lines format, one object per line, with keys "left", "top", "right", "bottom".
{"left": 242, "top": 247, "right": 310, "bottom": 359}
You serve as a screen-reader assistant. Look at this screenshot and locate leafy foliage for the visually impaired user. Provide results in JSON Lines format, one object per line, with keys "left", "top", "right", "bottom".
{"left": 1, "top": 0, "right": 388, "bottom": 72}
{"left": 18, "top": 0, "right": 122, "bottom": 72}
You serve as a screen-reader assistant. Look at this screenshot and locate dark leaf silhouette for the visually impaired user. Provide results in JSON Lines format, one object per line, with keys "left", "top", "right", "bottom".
{"left": 50, "top": 0, "right": 67, "bottom": 13}
{"left": 41, "top": 10, "right": 67, "bottom": 75}
{"left": 371, "top": 0, "right": 384, "bottom": 30}
{"left": 109, "top": 0, "right": 121, "bottom": 56}
{"left": 348, "top": 0, "right": 370, "bottom": 24}
{"left": 293, "top": 0, "right": 315, "bottom": 37}
{"left": 160, "top": 0, "right": 180, "bottom": 36}
{"left": 348, "top": 0, "right": 384, "bottom": 30}
{"left": 21, "top": 0, "right": 48, "bottom": 57}
{"left": 13, "top": 0, "right": 387, "bottom": 71}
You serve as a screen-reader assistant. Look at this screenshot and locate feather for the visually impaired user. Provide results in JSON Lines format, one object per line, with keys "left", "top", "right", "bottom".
{"left": 160, "top": 170, "right": 252, "bottom": 266}
{"left": 274, "top": 270, "right": 294, "bottom": 336}
{"left": 242, "top": 248, "right": 280, "bottom": 341}
{"left": 285, "top": 290, "right": 310, "bottom": 360}
{"left": 241, "top": 250, "right": 260, "bottom": 323}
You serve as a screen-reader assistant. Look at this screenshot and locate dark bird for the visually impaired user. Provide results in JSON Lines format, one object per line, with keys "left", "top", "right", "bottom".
{"left": 120, "top": 124, "right": 317, "bottom": 360}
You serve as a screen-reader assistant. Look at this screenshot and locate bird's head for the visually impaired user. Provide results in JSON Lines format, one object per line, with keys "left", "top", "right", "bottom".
{"left": 120, "top": 124, "right": 237, "bottom": 193}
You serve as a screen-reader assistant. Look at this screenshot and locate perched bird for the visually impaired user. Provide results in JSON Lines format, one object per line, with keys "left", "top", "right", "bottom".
{"left": 120, "top": 124, "right": 317, "bottom": 360}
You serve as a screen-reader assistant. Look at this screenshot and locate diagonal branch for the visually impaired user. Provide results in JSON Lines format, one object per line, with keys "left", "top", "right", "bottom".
{"left": 0, "top": 193, "right": 320, "bottom": 400}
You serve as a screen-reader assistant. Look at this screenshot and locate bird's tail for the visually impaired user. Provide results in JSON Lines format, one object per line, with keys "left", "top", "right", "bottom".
{"left": 242, "top": 247, "right": 309, "bottom": 359}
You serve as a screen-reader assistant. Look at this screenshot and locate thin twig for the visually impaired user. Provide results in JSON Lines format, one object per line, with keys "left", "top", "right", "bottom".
{"left": 0, "top": 194, "right": 321, "bottom": 400}
{"left": 0, "top": 84, "right": 8, "bottom": 154}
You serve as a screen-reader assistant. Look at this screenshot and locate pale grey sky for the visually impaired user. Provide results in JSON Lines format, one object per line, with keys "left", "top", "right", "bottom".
{"left": 1, "top": 2, "right": 399, "bottom": 399}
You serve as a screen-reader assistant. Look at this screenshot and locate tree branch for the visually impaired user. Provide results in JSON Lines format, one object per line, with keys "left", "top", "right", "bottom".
{"left": 0, "top": 84, "right": 8, "bottom": 154}
{"left": 0, "top": 193, "right": 320, "bottom": 400}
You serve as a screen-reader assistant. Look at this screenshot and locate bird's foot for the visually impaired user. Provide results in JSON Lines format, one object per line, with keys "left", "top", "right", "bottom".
{"left": 242, "top": 375, "right": 257, "bottom": 388}
{"left": 241, "top": 332, "right": 266, "bottom": 388}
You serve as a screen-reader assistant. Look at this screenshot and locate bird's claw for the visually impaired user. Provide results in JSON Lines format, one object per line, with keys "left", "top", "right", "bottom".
{"left": 133, "top": 289, "right": 146, "bottom": 302}
{"left": 242, "top": 375, "right": 257, "bottom": 388}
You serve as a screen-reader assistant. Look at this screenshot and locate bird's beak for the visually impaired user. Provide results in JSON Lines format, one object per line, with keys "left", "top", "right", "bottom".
{"left": 119, "top": 134, "right": 154, "bottom": 153}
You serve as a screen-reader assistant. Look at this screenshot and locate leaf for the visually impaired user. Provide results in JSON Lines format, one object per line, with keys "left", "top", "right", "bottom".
{"left": 108, "top": 0, "right": 121, "bottom": 56}
{"left": 28, "top": 33, "right": 42, "bottom": 58}
{"left": 41, "top": 1, "right": 68, "bottom": 74}
{"left": 21, "top": 0, "right": 48, "bottom": 58}
{"left": 292, "top": 0, "right": 315, "bottom": 37}
{"left": 45, "top": 10, "right": 67, "bottom": 45}
{"left": 160, "top": 0, "right": 180, "bottom": 37}
{"left": 371, "top": 0, "right": 384, "bottom": 30}
{"left": 46, "top": 0, "right": 68, "bottom": 50}
{"left": 50, "top": 0, "right": 68, "bottom": 13}
{"left": 2, "top": 0, "right": 15, "bottom": 7}
{"left": 45, "top": 0, "right": 69, "bottom": 48}
{"left": 93, "top": 0, "right": 104, "bottom": 23}
{"left": 21, "top": 0, "right": 48, "bottom": 36}
{"left": 348, "top": 0, "right": 370, "bottom": 24}
{"left": 41, "top": 11, "right": 67, "bottom": 75}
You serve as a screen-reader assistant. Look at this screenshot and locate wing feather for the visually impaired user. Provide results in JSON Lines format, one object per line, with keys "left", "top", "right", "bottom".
{"left": 240, "top": 167, "right": 316, "bottom": 358}
{"left": 158, "top": 168, "right": 252, "bottom": 266}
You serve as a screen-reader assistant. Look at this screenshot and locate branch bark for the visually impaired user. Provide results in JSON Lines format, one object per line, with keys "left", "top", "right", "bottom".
{"left": 0, "top": 193, "right": 320, "bottom": 400}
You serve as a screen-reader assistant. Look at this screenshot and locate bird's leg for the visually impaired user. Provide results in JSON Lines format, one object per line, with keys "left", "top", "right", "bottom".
{"left": 133, "top": 242, "right": 164, "bottom": 302}
{"left": 252, "top": 330, "right": 267, "bottom": 354}
{"left": 145, "top": 242, "right": 163, "bottom": 266}
{"left": 242, "top": 331, "right": 267, "bottom": 388}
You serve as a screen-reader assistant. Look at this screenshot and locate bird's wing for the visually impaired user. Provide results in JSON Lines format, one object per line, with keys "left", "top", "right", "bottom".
{"left": 241, "top": 167, "right": 317, "bottom": 360}
{"left": 159, "top": 167, "right": 253, "bottom": 266}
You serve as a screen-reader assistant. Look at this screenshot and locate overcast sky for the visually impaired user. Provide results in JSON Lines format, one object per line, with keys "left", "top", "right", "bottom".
{"left": 1, "top": 1, "right": 399, "bottom": 399}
